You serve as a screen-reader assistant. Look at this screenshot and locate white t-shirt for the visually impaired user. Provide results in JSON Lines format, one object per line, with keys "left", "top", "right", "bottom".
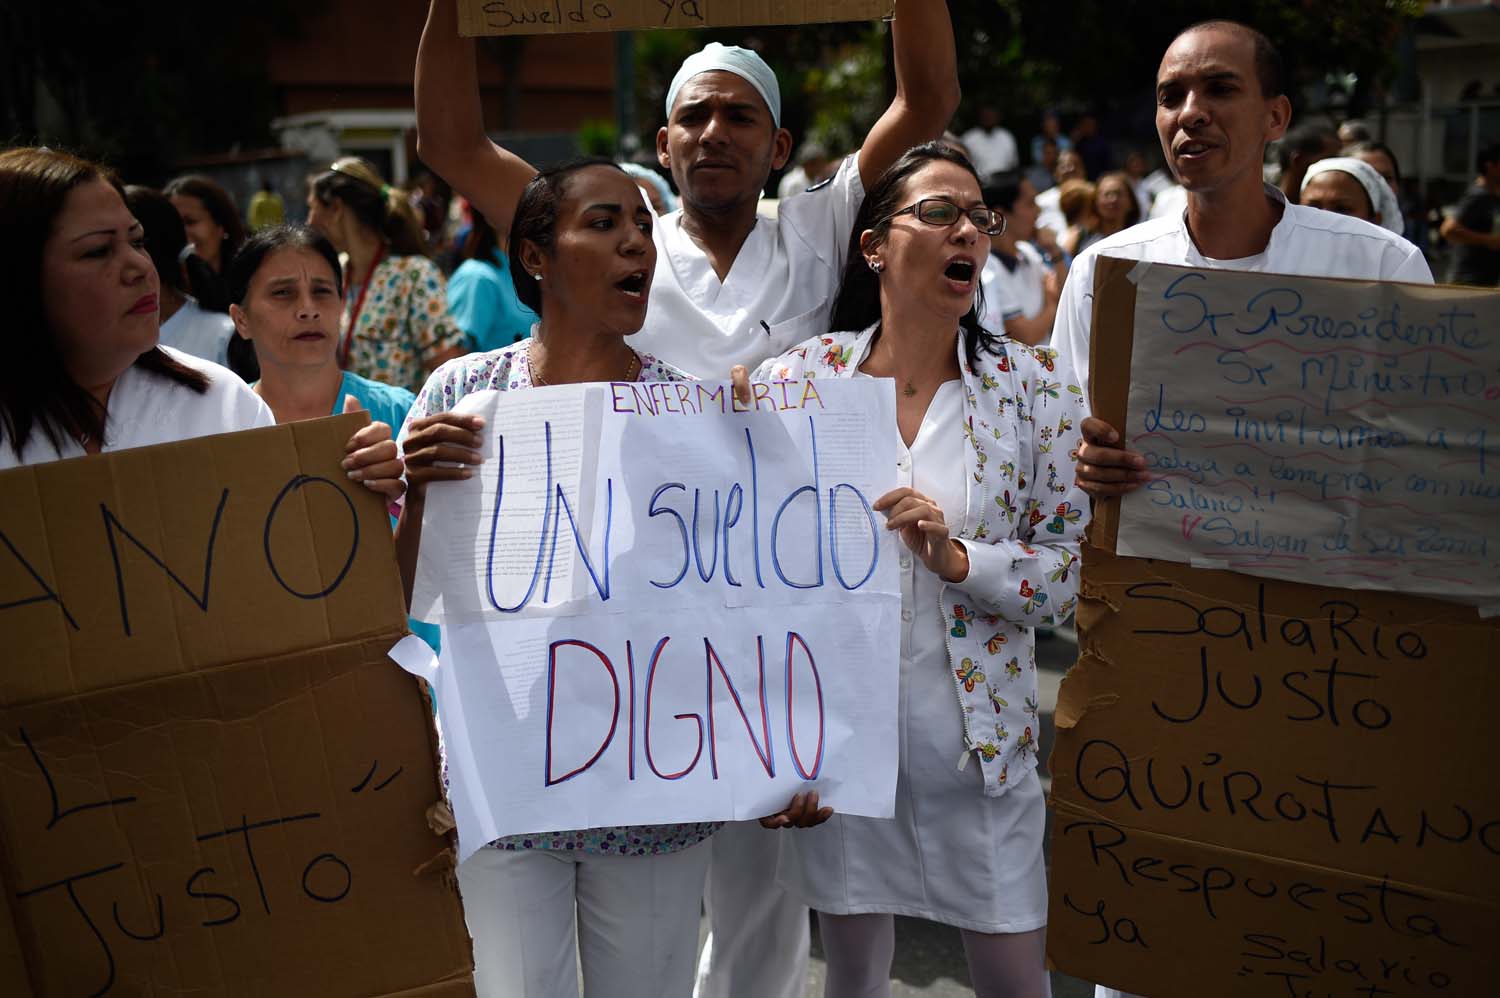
{"left": 159, "top": 298, "right": 236, "bottom": 369}
{"left": 1035, "top": 185, "right": 1064, "bottom": 237}
{"left": 959, "top": 126, "right": 1020, "bottom": 175}
{"left": 1054, "top": 183, "right": 1434, "bottom": 394}
{"left": 0, "top": 347, "right": 273, "bottom": 469}
{"left": 630, "top": 153, "right": 865, "bottom": 378}
{"left": 978, "top": 241, "right": 1048, "bottom": 335}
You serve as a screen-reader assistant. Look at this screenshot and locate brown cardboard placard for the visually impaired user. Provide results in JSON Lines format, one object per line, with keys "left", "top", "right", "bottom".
{"left": 0, "top": 415, "right": 474, "bottom": 996}
{"left": 458, "top": 0, "right": 894, "bottom": 36}
{"left": 1048, "top": 259, "right": 1500, "bottom": 995}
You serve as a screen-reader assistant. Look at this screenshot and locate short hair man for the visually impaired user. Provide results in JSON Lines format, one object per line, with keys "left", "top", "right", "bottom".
{"left": 1439, "top": 141, "right": 1500, "bottom": 287}
{"left": 1053, "top": 24, "right": 1434, "bottom": 990}
{"left": 417, "top": 0, "right": 959, "bottom": 380}
{"left": 1276, "top": 120, "right": 1340, "bottom": 203}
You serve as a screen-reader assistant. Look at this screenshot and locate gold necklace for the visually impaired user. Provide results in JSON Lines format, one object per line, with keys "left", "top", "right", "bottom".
{"left": 527, "top": 339, "right": 641, "bottom": 386}
{"left": 903, "top": 379, "right": 917, "bottom": 397}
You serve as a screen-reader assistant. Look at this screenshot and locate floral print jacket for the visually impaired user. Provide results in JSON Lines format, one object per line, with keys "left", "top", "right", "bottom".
{"left": 755, "top": 323, "right": 1090, "bottom": 798}
{"left": 344, "top": 254, "right": 468, "bottom": 393}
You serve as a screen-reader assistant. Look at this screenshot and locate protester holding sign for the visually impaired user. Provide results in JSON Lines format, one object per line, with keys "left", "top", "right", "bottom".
{"left": 752, "top": 142, "right": 1088, "bottom": 998}
{"left": 306, "top": 156, "right": 468, "bottom": 393}
{"left": 225, "top": 223, "right": 442, "bottom": 652}
{"left": 1037, "top": 21, "right": 1436, "bottom": 998}
{"left": 416, "top": 6, "right": 959, "bottom": 995}
{"left": 394, "top": 159, "right": 829, "bottom": 998}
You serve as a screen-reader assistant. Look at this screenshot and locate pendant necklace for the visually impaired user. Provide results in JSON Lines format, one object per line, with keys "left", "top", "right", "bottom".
{"left": 902, "top": 379, "right": 917, "bottom": 397}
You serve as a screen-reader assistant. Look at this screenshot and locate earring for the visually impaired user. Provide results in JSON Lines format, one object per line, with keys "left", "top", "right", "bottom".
{"left": 867, "top": 258, "right": 884, "bottom": 273}
{"left": 532, "top": 272, "right": 542, "bottom": 282}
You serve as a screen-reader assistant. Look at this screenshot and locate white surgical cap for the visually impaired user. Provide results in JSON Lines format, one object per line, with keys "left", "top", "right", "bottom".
{"left": 1301, "top": 156, "right": 1403, "bottom": 233}
{"left": 665, "top": 42, "right": 781, "bottom": 127}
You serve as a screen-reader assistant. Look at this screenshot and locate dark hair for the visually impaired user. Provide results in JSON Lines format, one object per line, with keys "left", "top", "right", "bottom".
{"left": 309, "top": 156, "right": 429, "bottom": 258}
{"left": 1344, "top": 140, "right": 1403, "bottom": 187}
{"left": 461, "top": 213, "right": 502, "bottom": 265}
{"left": 1175, "top": 20, "right": 1283, "bottom": 98}
{"left": 506, "top": 158, "right": 630, "bottom": 315}
{"left": 1095, "top": 171, "right": 1142, "bottom": 227}
{"left": 124, "top": 185, "right": 190, "bottom": 297}
{"left": 226, "top": 224, "right": 345, "bottom": 307}
{"left": 1278, "top": 122, "right": 1338, "bottom": 171}
{"left": 0, "top": 148, "right": 208, "bottom": 460}
{"left": 829, "top": 142, "right": 1002, "bottom": 367}
{"left": 1477, "top": 142, "right": 1500, "bottom": 175}
{"left": 163, "top": 174, "right": 246, "bottom": 266}
{"left": 982, "top": 171, "right": 1025, "bottom": 213}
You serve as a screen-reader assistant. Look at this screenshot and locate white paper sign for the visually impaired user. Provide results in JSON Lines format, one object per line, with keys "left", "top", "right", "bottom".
{"left": 1115, "top": 262, "right": 1500, "bottom": 605}
{"left": 409, "top": 378, "right": 902, "bottom": 857}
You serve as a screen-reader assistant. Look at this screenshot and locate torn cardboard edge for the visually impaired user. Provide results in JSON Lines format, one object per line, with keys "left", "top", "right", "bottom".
{"left": 458, "top": 0, "right": 895, "bottom": 36}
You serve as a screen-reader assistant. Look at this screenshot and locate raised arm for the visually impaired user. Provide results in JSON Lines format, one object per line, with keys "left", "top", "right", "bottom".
{"left": 857, "top": 0, "right": 961, "bottom": 189}
{"left": 415, "top": 0, "right": 538, "bottom": 235}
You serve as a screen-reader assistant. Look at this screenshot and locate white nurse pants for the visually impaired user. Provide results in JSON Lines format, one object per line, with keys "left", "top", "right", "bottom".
{"left": 694, "top": 821, "right": 810, "bottom": 998}
{"left": 458, "top": 842, "right": 711, "bottom": 998}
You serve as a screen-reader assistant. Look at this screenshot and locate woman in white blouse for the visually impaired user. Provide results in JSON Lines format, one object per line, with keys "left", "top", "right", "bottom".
{"left": 754, "top": 142, "right": 1091, "bottom": 998}
{"left": 0, "top": 147, "right": 403, "bottom": 496}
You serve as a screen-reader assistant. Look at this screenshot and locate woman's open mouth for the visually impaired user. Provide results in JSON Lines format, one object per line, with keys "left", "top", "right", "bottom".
{"left": 616, "top": 271, "right": 648, "bottom": 300}
{"left": 944, "top": 257, "right": 977, "bottom": 288}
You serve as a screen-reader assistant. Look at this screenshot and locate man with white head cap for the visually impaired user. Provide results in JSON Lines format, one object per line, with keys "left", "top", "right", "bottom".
{"left": 418, "top": 1, "right": 958, "bottom": 379}
{"left": 415, "top": 4, "right": 959, "bottom": 997}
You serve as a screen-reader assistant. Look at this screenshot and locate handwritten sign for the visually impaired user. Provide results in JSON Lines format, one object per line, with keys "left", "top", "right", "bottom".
{"left": 402, "top": 379, "right": 901, "bottom": 858}
{"left": 1047, "top": 543, "right": 1500, "bottom": 997}
{"left": 1100, "top": 259, "right": 1500, "bottom": 606}
{"left": 457, "top": 0, "right": 893, "bottom": 36}
{"left": 0, "top": 416, "right": 473, "bottom": 996}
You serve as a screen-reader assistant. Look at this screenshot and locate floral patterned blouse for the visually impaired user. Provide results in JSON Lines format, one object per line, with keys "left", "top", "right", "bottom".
{"left": 343, "top": 254, "right": 468, "bottom": 393}
{"left": 402, "top": 338, "right": 720, "bottom": 856}
{"left": 754, "top": 324, "right": 1090, "bottom": 798}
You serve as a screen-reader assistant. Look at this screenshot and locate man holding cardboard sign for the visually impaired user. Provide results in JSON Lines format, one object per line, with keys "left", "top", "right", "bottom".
{"left": 415, "top": 4, "right": 957, "bottom": 996}
{"left": 1046, "top": 19, "right": 1437, "bottom": 998}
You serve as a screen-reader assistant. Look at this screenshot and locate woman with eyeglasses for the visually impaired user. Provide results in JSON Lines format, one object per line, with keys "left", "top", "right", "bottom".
{"left": 753, "top": 142, "right": 1089, "bottom": 998}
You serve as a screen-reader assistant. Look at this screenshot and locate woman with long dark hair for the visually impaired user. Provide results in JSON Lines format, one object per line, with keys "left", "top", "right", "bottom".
{"left": 756, "top": 142, "right": 1090, "bottom": 997}
{"left": 124, "top": 185, "right": 238, "bottom": 370}
{"left": 306, "top": 156, "right": 467, "bottom": 391}
{"left": 0, "top": 148, "right": 404, "bottom": 501}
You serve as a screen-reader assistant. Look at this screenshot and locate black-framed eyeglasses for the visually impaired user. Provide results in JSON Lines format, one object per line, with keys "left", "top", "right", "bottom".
{"left": 883, "top": 198, "right": 1006, "bottom": 236}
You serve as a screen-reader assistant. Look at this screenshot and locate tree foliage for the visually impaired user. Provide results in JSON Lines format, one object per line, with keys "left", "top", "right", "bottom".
{"left": 631, "top": 0, "right": 1423, "bottom": 163}
{"left": 0, "top": 0, "right": 325, "bottom": 182}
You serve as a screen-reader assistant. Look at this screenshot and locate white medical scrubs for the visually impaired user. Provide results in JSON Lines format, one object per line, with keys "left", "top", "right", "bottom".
{"left": 0, "top": 347, "right": 272, "bottom": 470}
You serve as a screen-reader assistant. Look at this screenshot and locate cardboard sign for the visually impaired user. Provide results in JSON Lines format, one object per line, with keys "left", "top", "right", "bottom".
{"left": 1097, "top": 257, "right": 1500, "bottom": 605}
{"left": 402, "top": 379, "right": 901, "bottom": 857}
{"left": 1047, "top": 543, "right": 1500, "bottom": 996}
{"left": 458, "top": 0, "right": 894, "bottom": 36}
{"left": 1046, "top": 258, "right": 1500, "bottom": 995}
{"left": 0, "top": 415, "right": 474, "bottom": 996}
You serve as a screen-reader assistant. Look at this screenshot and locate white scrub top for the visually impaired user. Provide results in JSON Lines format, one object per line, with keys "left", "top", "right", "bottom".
{"left": 978, "top": 241, "right": 1048, "bottom": 335}
{"left": 779, "top": 380, "right": 1048, "bottom": 933}
{"left": 159, "top": 298, "right": 236, "bottom": 369}
{"left": 630, "top": 153, "right": 866, "bottom": 378}
{"left": 1053, "top": 183, "right": 1434, "bottom": 394}
{"left": 0, "top": 346, "right": 273, "bottom": 469}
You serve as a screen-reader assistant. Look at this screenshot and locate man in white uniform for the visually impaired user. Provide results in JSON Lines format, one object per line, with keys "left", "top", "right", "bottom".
{"left": 414, "top": 4, "right": 959, "bottom": 996}
{"left": 1053, "top": 20, "right": 1432, "bottom": 998}
{"left": 960, "top": 104, "right": 1020, "bottom": 175}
